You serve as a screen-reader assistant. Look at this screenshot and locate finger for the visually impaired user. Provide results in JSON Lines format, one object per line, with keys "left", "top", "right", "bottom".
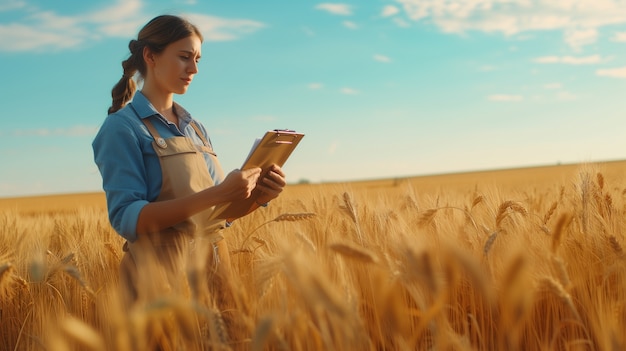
{"left": 270, "top": 164, "right": 285, "bottom": 177}
{"left": 261, "top": 176, "right": 285, "bottom": 192}
{"left": 242, "top": 167, "right": 262, "bottom": 177}
{"left": 267, "top": 172, "right": 286, "bottom": 188}
{"left": 264, "top": 173, "right": 286, "bottom": 189}
{"left": 256, "top": 184, "right": 281, "bottom": 198}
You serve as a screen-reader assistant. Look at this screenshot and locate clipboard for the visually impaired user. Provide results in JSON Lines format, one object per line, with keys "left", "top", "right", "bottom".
{"left": 209, "top": 129, "right": 305, "bottom": 221}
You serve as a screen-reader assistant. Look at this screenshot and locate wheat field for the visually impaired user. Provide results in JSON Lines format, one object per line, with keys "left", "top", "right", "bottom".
{"left": 1, "top": 161, "right": 626, "bottom": 350}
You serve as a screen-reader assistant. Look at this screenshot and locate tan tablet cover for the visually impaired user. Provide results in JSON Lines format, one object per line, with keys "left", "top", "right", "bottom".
{"left": 209, "top": 129, "right": 304, "bottom": 221}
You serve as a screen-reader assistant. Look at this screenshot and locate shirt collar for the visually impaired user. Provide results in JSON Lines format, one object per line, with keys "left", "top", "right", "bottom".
{"left": 129, "top": 91, "right": 193, "bottom": 125}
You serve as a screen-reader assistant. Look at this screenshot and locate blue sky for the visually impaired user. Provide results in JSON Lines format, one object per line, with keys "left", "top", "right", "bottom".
{"left": 1, "top": 0, "right": 625, "bottom": 197}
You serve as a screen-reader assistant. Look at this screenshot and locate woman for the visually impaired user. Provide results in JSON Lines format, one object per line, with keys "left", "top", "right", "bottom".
{"left": 92, "top": 14, "right": 286, "bottom": 328}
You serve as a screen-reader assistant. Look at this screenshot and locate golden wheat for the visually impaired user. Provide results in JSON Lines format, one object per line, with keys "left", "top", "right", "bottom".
{"left": 2, "top": 161, "right": 626, "bottom": 350}
{"left": 495, "top": 200, "right": 528, "bottom": 229}
{"left": 551, "top": 213, "right": 572, "bottom": 253}
{"left": 329, "top": 242, "right": 379, "bottom": 264}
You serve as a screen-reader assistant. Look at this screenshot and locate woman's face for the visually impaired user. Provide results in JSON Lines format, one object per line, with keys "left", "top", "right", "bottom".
{"left": 147, "top": 34, "right": 202, "bottom": 95}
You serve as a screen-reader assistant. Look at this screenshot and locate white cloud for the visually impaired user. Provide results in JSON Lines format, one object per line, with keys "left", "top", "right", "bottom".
{"left": 0, "top": 0, "right": 265, "bottom": 52}
{"left": 488, "top": 94, "right": 523, "bottom": 102}
{"left": 533, "top": 55, "right": 603, "bottom": 65}
{"left": 97, "top": 19, "right": 147, "bottom": 38}
{"left": 611, "top": 32, "right": 626, "bottom": 42}
{"left": 343, "top": 20, "right": 358, "bottom": 29}
{"left": 308, "top": 83, "right": 324, "bottom": 90}
{"left": 393, "top": 18, "right": 411, "bottom": 28}
{"left": 0, "top": 23, "right": 84, "bottom": 51}
{"left": 185, "top": 14, "right": 265, "bottom": 41}
{"left": 373, "top": 54, "right": 391, "bottom": 63}
{"left": 382, "top": 5, "right": 400, "bottom": 17}
{"left": 0, "top": 0, "right": 26, "bottom": 12}
{"left": 315, "top": 3, "right": 353, "bottom": 16}
{"left": 478, "top": 65, "right": 498, "bottom": 71}
{"left": 11, "top": 125, "right": 99, "bottom": 137}
{"left": 556, "top": 91, "right": 577, "bottom": 101}
{"left": 396, "top": 0, "right": 626, "bottom": 49}
{"left": 85, "top": 0, "right": 143, "bottom": 25}
{"left": 340, "top": 87, "right": 359, "bottom": 95}
{"left": 597, "top": 66, "right": 626, "bottom": 78}
{"left": 544, "top": 83, "right": 562, "bottom": 89}
{"left": 564, "top": 27, "right": 598, "bottom": 51}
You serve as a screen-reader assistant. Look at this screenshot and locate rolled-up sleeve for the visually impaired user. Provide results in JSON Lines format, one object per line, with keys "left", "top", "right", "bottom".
{"left": 92, "top": 116, "right": 150, "bottom": 242}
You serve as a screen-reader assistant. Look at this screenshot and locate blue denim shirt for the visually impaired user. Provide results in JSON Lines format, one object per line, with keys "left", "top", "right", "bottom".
{"left": 92, "top": 91, "right": 224, "bottom": 242}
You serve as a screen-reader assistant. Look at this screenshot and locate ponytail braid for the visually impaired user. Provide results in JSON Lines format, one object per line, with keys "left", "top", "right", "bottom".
{"left": 107, "top": 40, "right": 144, "bottom": 114}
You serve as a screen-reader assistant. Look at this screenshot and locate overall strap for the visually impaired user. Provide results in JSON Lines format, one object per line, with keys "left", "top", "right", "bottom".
{"left": 141, "top": 118, "right": 170, "bottom": 149}
{"left": 142, "top": 118, "right": 161, "bottom": 139}
{"left": 190, "top": 121, "right": 211, "bottom": 148}
{"left": 128, "top": 103, "right": 164, "bottom": 144}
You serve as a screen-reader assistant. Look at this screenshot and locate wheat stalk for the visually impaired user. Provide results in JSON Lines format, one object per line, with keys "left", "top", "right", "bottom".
{"left": 495, "top": 201, "right": 528, "bottom": 229}
{"left": 543, "top": 202, "right": 558, "bottom": 225}
{"left": 402, "top": 195, "right": 419, "bottom": 210}
{"left": 239, "top": 212, "right": 317, "bottom": 251}
{"left": 330, "top": 242, "right": 379, "bottom": 264}
{"left": 417, "top": 209, "right": 438, "bottom": 226}
{"left": 104, "top": 242, "right": 121, "bottom": 262}
{"left": 579, "top": 171, "right": 592, "bottom": 234}
{"left": 294, "top": 231, "right": 317, "bottom": 253}
{"left": 59, "top": 315, "right": 106, "bottom": 351}
{"left": 252, "top": 316, "right": 275, "bottom": 351}
{"left": 538, "top": 277, "right": 584, "bottom": 326}
{"left": 608, "top": 235, "right": 624, "bottom": 258}
{"left": 483, "top": 231, "right": 500, "bottom": 256}
{"left": 597, "top": 172, "right": 605, "bottom": 190}
{"left": 272, "top": 213, "right": 317, "bottom": 222}
{"left": 339, "top": 192, "right": 364, "bottom": 244}
{"left": 551, "top": 255, "right": 571, "bottom": 288}
{"left": 551, "top": 213, "right": 572, "bottom": 254}
{"left": 63, "top": 265, "right": 95, "bottom": 297}
{"left": 340, "top": 192, "right": 358, "bottom": 223}
{"left": 471, "top": 195, "right": 484, "bottom": 209}
{"left": 0, "top": 262, "right": 13, "bottom": 285}
{"left": 28, "top": 254, "right": 46, "bottom": 282}
{"left": 416, "top": 206, "right": 479, "bottom": 230}
{"left": 60, "top": 252, "right": 76, "bottom": 265}
{"left": 255, "top": 258, "right": 283, "bottom": 299}
{"left": 501, "top": 254, "right": 526, "bottom": 290}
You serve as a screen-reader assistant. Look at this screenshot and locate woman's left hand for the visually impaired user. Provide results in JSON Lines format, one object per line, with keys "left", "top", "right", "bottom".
{"left": 255, "top": 164, "right": 286, "bottom": 204}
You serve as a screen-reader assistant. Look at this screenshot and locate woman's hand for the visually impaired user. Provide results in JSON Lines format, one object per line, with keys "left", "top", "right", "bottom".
{"left": 255, "top": 164, "right": 286, "bottom": 204}
{"left": 219, "top": 168, "right": 262, "bottom": 202}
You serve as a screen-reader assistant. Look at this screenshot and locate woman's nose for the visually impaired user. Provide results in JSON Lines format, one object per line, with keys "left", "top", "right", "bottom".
{"left": 188, "top": 61, "right": 198, "bottom": 74}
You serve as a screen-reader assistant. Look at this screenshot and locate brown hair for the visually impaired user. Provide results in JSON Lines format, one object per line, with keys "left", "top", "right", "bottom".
{"left": 107, "top": 15, "right": 203, "bottom": 114}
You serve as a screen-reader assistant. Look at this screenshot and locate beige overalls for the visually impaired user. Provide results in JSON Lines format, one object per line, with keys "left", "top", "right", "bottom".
{"left": 119, "top": 117, "right": 232, "bottom": 307}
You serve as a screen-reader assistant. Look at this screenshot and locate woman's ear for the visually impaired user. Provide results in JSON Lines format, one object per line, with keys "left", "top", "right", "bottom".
{"left": 143, "top": 46, "right": 154, "bottom": 66}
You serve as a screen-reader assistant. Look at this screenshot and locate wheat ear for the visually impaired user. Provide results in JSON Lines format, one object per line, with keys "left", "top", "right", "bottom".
{"left": 483, "top": 231, "right": 500, "bottom": 256}
{"left": 239, "top": 212, "right": 317, "bottom": 250}
{"left": 551, "top": 213, "right": 572, "bottom": 254}
{"left": 330, "top": 242, "right": 379, "bottom": 264}
{"left": 495, "top": 201, "right": 528, "bottom": 229}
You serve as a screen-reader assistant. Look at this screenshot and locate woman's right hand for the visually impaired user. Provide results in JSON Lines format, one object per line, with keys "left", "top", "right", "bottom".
{"left": 218, "top": 168, "right": 262, "bottom": 202}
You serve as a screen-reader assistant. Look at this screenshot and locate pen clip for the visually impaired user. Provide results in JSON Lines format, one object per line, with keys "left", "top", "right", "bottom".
{"left": 274, "top": 134, "right": 296, "bottom": 144}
